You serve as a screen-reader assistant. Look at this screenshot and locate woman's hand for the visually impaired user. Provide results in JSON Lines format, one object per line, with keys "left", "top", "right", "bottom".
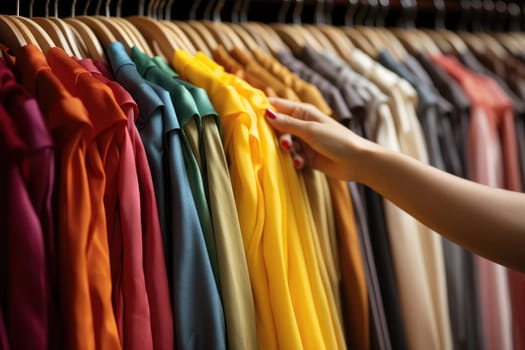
{"left": 265, "top": 97, "right": 378, "bottom": 182}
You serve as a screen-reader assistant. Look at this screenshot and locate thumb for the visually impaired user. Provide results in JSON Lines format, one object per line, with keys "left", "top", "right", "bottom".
{"left": 265, "top": 108, "right": 311, "bottom": 140}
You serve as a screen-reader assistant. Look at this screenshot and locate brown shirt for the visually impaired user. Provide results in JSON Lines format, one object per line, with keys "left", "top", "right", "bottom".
{"left": 212, "top": 46, "right": 277, "bottom": 98}
{"left": 252, "top": 47, "right": 332, "bottom": 115}
{"left": 229, "top": 47, "right": 301, "bottom": 101}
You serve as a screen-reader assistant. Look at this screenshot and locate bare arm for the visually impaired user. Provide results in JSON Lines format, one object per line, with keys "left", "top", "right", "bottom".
{"left": 265, "top": 97, "right": 525, "bottom": 272}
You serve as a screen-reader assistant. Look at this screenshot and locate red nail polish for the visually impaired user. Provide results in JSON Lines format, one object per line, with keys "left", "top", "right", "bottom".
{"left": 281, "top": 140, "right": 291, "bottom": 150}
{"left": 266, "top": 109, "right": 278, "bottom": 120}
{"left": 294, "top": 157, "right": 303, "bottom": 168}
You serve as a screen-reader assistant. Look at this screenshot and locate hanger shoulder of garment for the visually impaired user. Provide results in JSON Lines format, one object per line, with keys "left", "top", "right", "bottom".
{"left": 379, "top": 29, "right": 409, "bottom": 61}
{"left": 13, "top": 16, "right": 56, "bottom": 54}
{"left": 272, "top": 24, "right": 306, "bottom": 56}
{"left": 174, "top": 21, "right": 209, "bottom": 56}
{"left": 55, "top": 18, "right": 86, "bottom": 58}
{"left": 457, "top": 31, "right": 485, "bottom": 56}
{"left": 344, "top": 27, "right": 377, "bottom": 58}
{"left": 238, "top": 22, "right": 274, "bottom": 54}
{"left": 30, "top": 17, "right": 74, "bottom": 56}
{"left": 423, "top": 29, "right": 455, "bottom": 55}
{"left": 0, "top": 15, "right": 29, "bottom": 51}
{"left": 222, "top": 23, "right": 250, "bottom": 52}
{"left": 318, "top": 26, "right": 354, "bottom": 59}
{"left": 437, "top": 29, "right": 468, "bottom": 55}
{"left": 392, "top": 28, "right": 424, "bottom": 55}
{"left": 75, "top": 16, "right": 117, "bottom": 49}
{"left": 493, "top": 33, "right": 521, "bottom": 56}
{"left": 228, "top": 24, "right": 261, "bottom": 53}
{"left": 112, "top": 18, "right": 151, "bottom": 55}
{"left": 126, "top": 16, "right": 181, "bottom": 60}
{"left": 93, "top": 16, "right": 135, "bottom": 50}
{"left": 478, "top": 33, "right": 508, "bottom": 59}
{"left": 201, "top": 20, "right": 234, "bottom": 51}
{"left": 161, "top": 21, "right": 197, "bottom": 54}
{"left": 187, "top": 20, "right": 219, "bottom": 52}
{"left": 247, "top": 22, "right": 284, "bottom": 53}
{"left": 305, "top": 25, "right": 336, "bottom": 53}
{"left": 64, "top": 18, "right": 105, "bottom": 61}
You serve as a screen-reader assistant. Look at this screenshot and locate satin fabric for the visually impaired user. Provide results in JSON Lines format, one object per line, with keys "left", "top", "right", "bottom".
{"left": 0, "top": 60, "right": 52, "bottom": 350}
{"left": 433, "top": 55, "right": 515, "bottom": 350}
{"left": 75, "top": 58, "right": 174, "bottom": 350}
{"left": 107, "top": 42, "right": 226, "bottom": 350}
{"left": 347, "top": 48, "right": 443, "bottom": 350}
{"left": 173, "top": 49, "right": 346, "bottom": 350}
{"left": 17, "top": 44, "right": 121, "bottom": 350}
{"left": 152, "top": 54, "right": 258, "bottom": 350}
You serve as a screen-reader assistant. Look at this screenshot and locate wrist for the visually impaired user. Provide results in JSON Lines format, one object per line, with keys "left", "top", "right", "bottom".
{"left": 352, "top": 140, "right": 386, "bottom": 185}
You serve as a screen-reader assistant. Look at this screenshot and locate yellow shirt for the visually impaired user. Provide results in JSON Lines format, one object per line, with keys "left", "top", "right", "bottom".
{"left": 173, "top": 50, "right": 345, "bottom": 350}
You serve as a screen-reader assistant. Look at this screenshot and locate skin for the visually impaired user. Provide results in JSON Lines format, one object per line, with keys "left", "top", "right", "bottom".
{"left": 265, "top": 97, "right": 525, "bottom": 272}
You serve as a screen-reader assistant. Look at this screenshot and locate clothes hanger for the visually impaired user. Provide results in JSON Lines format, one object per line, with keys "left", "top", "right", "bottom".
{"left": 30, "top": 0, "right": 77, "bottom": 56}
{"left": 74, "top": 0, "right": 117, "bottom": 49}
{"left": 0, "top": 1, "right": 30, "bottom": 53}
{"left": 317, "top": 0, "right": 354, "bottom": 59}
{"left": 111, "top": 0, "right": 154, "bottom": 55}
{"left": 89, "top": 0, "right": 137, "bottom": 49}
{"left": 343, "top": 0, "right": 378, "bottom": 58}
{"left": 154, "top": 0, "right": 196, "bottom": 54}
{"left": 127, "top": 0, "right": 186, "bottom": 59}
{"left": 423, "top": 0, "right": 467, "bottom": 55}
{"left": 210, "top": 0, "right": 249, "bottom": 51}
{"left": 272, "top": 0, "right": 324, "bottom": 55}
{"left": 63, "top": 0, "right": 106, "bottom": 60}
{"left": 12, "top": 14, "right": 56, "bottom": 54}
{"left": 226, "top": 0, "right": 264, "bottom": 53}
{"left": 231, "top": 0, "right": 281, "bottom": 54}
{"left": 174, "top": 21, "right": 210, "bottom": 55}
{"left": 492, "top": 2, "right": 521, "bottom": 56}
{"left": 185, "top": 0, "right": 220, "bottom": 52}
{"left": 198, "top": 0, "right": 238, "bottom": 51}
{"left": 271, "top": 0, "right": 307, "bottom": 55}
{"left": 47, "top": 0, "right": 85, "bottom": 57}
{"left": 373, "top": 0, "right": 410, "bottom": 60}
{"left": 304, "top": 0, "right": 340, "bottom": 54}
{"left": 394, "top": 0, "right": 440, "bottom": 56}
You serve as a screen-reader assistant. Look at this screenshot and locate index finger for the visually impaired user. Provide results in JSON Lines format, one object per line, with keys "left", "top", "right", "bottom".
{"left": 267, "top": 97, "right": 325, "bottom": 123}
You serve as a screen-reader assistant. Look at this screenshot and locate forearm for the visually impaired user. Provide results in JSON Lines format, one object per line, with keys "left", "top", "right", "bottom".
{"left": 356, "top": 145, "right": 525, "bottom": 272}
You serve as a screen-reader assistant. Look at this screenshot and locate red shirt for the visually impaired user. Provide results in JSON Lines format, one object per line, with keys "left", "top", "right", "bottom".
{"left": 76, "top": 57, "right": 174, "bottom": 350}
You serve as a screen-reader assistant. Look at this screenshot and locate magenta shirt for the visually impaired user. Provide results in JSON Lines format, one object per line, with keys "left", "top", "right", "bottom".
{"left": 0, "top": 60, "right": 50, "bottom": 350}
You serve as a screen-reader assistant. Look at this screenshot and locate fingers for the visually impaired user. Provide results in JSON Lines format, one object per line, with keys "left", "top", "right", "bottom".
{"left": 267, "top": 97, "right": 325, "bottom": 122}
{"left": 265, "top": 108, "right": 312, "bottom": 140}
{"left": 279, "top": 133, "right": 306, "bottom": 169}
{"left": 278, "top": 133, "right": 293, "bottom": 151}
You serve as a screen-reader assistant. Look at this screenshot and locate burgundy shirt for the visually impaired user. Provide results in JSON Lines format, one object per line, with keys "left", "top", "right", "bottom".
{"left": 0, "top": 103, "right": 48, "bottom": 350}
{"left": 0, "top": 60, "right": 50, "bottom": 350}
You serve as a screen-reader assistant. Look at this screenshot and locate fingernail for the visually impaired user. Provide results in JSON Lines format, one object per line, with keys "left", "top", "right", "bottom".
{"left": 293, "top": 156, "right": 303, "bottom": 169}
{"left": 265, "top": 109, "right": 278, "bottom": 120}
{"left": 281, "top": 139, "right": 291, "bottom": 150}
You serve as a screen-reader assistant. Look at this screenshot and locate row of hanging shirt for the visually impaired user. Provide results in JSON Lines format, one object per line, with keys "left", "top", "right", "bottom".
{"left": 2, "top": 1, "right": 525, "bottom": 350}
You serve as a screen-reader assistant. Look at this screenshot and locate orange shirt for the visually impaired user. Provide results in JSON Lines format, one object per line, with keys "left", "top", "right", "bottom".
{"left": 47, "top": 48, "right": 152, "bottom": 350}
{"left": 17, "top": 44, "right": 105, "bottom": 350}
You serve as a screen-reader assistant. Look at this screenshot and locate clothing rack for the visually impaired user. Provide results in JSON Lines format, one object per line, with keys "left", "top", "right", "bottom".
{"left": 1, "top": 0, "right": 524, "bottom": 31}
{"left": 1, "top": 1, "right": 525, "bottom": 350}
